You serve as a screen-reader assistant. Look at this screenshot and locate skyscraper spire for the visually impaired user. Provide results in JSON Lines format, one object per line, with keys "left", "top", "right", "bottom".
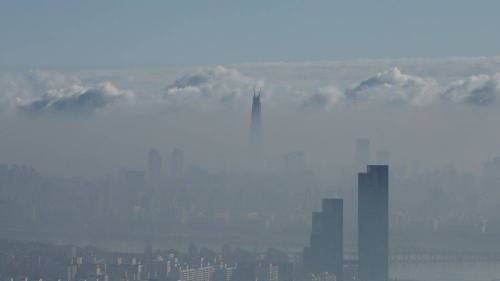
{"left": 249, "top": 87, "right": 262, "bottom": 152}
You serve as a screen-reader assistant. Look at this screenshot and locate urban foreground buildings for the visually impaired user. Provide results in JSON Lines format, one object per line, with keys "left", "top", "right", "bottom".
{"left": 303, "top": 199, "right": 343, "bottom": 281}
{"left": 304, "top": 165, "right": 389, "bottom": 281}
{"left": 358, "top": 165, "right": 389, "bottom": 281}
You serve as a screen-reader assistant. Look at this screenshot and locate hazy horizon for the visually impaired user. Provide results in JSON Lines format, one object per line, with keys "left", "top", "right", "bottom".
{"left": 2, "top": 56, "right": 500, "bottom": 178}
{"left": 2, "top": 2, "right": 500, "bottom": 281}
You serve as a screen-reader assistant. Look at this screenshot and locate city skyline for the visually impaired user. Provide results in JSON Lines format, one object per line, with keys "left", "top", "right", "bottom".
{"left": 1, "top": 2, "right": 500, "bottom": 281}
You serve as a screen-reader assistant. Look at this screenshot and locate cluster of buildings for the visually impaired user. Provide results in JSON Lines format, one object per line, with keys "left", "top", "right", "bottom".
{"left": 304, "top": 165, "right": 389, "bottom": 281}
{"left": 66, "top": 258, "right": 280, "bottom": 281}
{"left": 0, "top": 239, "right": 299, "bottom": 281}
{"left": 4, "top": 92, "right": 500, "bottom": 281}
{"left": 66, "top": 253, "right": 227, "bottom": 281}
{"left": 0, "top": 165, "right": 389, "bottom": 281}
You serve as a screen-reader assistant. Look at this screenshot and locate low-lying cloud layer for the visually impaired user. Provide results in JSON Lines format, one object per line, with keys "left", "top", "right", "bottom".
{"left": 2, "top": 59, "right": 500, "bottom": 118}
{"left": 164, "top": 65, "right": 262, "bottom": 110}
{"left": 345, "top": 67, "right": 438, "bottom": 106}
{"left": 443, "top": 74, "right": 500, "bottom": 106}
{"left": 0, "top": 70, "right": 133, "bottom": 116}
{"left": 2, "top": 57, "right": 500, "bottom": 177}
{"left": 160, "top": 65, "right": 500, "bottom": 110}
{"left": 301, "top": 87, "right": 343, "bottom": 110}
{"left": 17, "top": 82, "right": 132, "bottom": 115}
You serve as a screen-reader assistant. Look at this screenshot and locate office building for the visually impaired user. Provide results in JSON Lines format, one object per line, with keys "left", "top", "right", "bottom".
{"left": 249, "top": 89, "right": 262, "bottom": 152}
{"left": 304, "top": 198, "right": 343, "bottom": 281}
{"left": 358, "top": 165, "right": 389, "bottom": 281}
{"left": 179, "top": 265, "right": 215, "bottom": 281}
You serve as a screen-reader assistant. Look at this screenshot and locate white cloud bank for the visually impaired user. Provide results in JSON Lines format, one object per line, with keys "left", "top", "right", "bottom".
{"left": 345, "top": 67, "right": 438, "bottom": 106}
{"left": 0, "top": 70, "right": 133, "bottom": 116}
{"left": 16, "top": 81, "right": 132, "bottom": 115}
{"left": 161, "top": 65, "right": 500, "bottom": 110}
{"left": 301, "top": 87, "right": 344, "bottom": 110}
{"left": 442, "top": 74, "right": 500, "bottom": 106}
{"left": 3, "top": 61, "right": 500, "bottom": 117}
{"left": 164, "top": 65, "right": 262, "bottom": 110}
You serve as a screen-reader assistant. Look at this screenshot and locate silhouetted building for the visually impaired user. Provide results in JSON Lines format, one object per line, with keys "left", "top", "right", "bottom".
{"left": 147, "top": 149, "right": 162, "bottom": 183}
{"left": 304, "top": 198, "right": 343, "bottom": 281}
{"left": 358, "top": 165, "right": 388, "bottom": 281}
{"left": 249, "top": 89, "right": 262, "bottom": 152}
{"left": 268, "top": 264, "right": 279, "bottom": 281}
{"left": 179, "top": 265, "right": 214, "bottom": 281}
{"left": 214, "top": 264, "right": 234, "bottom": 281}
{"left": 171, "top": 148, "right": 184, "bottom": 178}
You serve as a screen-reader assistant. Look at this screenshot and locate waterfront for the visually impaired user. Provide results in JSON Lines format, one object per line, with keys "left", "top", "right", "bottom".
{"left": 392, "top": 261, "right": 500, "bottom": 281}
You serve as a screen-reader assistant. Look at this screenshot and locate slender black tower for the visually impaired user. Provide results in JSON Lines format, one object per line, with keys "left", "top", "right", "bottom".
{"left": 358, "top": 165, "right": 389, "bottom": 281}
{"left": 249, "top": 88, "right": 262, "bottom": 152}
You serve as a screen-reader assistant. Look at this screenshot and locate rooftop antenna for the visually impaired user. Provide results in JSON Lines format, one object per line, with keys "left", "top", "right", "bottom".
{"left": 252, "top": 86, "right": 262, "bottom": 98}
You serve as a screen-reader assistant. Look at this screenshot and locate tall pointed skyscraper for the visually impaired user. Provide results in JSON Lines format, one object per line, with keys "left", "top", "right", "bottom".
{"left": 249, "top": 88, "right": 262, "bottom": 152}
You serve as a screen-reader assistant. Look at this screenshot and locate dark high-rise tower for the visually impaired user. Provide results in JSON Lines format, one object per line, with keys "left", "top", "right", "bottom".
{"left": 358, "top": 165, "right": 389, "bottom": 281}
{"left": 304, "top": 198, "right": 343, "bottom": 281}
{"left": 249, "top": 88, "right": 262, "bottom": 151}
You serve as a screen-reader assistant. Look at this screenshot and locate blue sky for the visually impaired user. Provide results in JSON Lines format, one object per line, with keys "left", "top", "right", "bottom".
{"left": 1, "top": 0, "right": 500, "bottom": 68}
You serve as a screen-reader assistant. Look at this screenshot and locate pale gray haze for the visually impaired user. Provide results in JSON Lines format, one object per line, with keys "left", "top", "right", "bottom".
{"left": 2, "top": 58, "right": 500, "bottom": 177}
{"left": 2, "top": 2, "right": 500, "bottom": 281}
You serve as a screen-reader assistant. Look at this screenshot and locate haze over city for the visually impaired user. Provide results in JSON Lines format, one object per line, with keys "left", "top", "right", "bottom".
{"left": 1, "top": 1, "right": 500, "bottom": 281}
